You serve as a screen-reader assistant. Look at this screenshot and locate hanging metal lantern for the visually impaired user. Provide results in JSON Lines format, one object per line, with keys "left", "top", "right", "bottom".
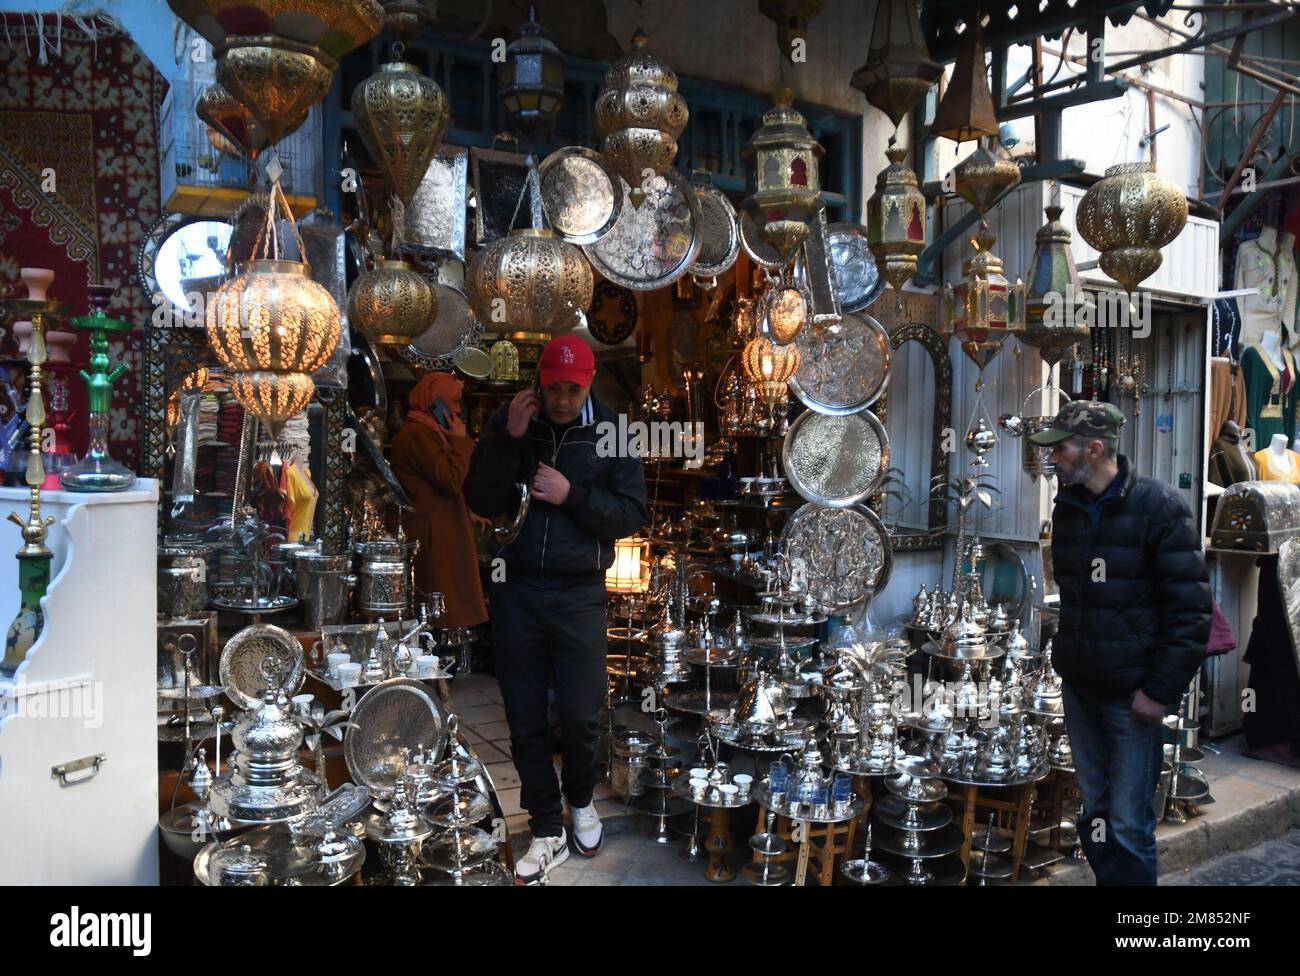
{"left": 759, "top": 0, "right": 827, "bottom": 61}
{"left": 953, "top": 136, "right": 1021, "bottom": 217}
{"left": 930, "top": 19, "right": 999, "bottom": 144}
{"left": 743, "top": 336, "right": 801, "bottom": 387}
{"left": 467, "top": 229, "right": 593, "bottom": 337}
{"left": 761, "top": 276, "right": 811, "bottom": 345}
{"left": 197, "top": 82, "right": 271, "bottom": 159}
{"left": 1022, "top": 204, "right": 1092, "bottom": 367}
{"left": 1074, "top": 161, "right": 1188, "bottom": 294}
{"left": 941, "top": 224, "right": 1026, "bottom": 371}
{"left": 867, "top": 144, "right": 926, "bottom": 302}
{"left": 382, "top": 0, "right": 431, "bottom": 41}
{"left": 215, "top": 41, "right": 334, "bottom": 147}
{"left": 595, "top": 30, "right": 689, "bottom": 207}
{"left": 851, "top": 0, "right": 942, "bottom": 130}
{"left": 500, "top": 6, "right": 565, "bottom": 141}
{"left": 351, "top": 61, "right": 449, "bottom": 206}
{"left": 347, "top": 259, "right": 436, "bottom": 345}
{"left": 742, "top": 88, "right": 825, "bottom": 262}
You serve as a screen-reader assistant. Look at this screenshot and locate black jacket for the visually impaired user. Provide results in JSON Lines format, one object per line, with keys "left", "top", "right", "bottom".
{"left": 464, "top": 395, "right": 648, "bottom": 586}
{"left": 1048, "top": 454, "right": 1211, "bottom": 705}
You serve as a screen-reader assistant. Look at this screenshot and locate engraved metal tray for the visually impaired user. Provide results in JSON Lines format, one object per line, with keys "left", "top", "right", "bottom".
{"left": 401, "top": 281, "right": 479, "bottom": 365}
{"left": 402, "top": 146, "right": 468, "bottom": 262}
{"left": 780, "top": 503, "right": 894, "bottom": 610}
{"left": 790, "top": 313, "right": 890, "bottom": 415}
{"left": 344, "top": 678, "right": 449, "bottom": 798}
{"left": 218, "top": 624, "right": 306, "bottom": 710}
{"left": 827, "top": 223, "right": 884, "bottom": 312}
{"left": 538, "top": 146, "right": 622, "bottom": 245}
{"left": 583, "top": 170, "right": 702, "bottom": 290}
{"left": 194, "top": 825, "right": 364, "bottom": 886}
{"left": 783, "top": 409, "right": 890, "bottom": 507}
{"left": 740, "top": 209, "right": 786, "bottom": 270}
{"left": 690, "top": 182, "right": 740, "bottom": 279}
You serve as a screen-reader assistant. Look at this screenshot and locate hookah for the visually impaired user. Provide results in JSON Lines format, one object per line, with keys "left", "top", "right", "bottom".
{"left": 62, "top": 283, "right": 135, "bottom": 491}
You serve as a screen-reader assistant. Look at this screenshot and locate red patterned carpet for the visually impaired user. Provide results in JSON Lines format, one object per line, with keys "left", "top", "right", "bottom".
{"left": 0, "top": 13, "right": 163, "bottom": 471}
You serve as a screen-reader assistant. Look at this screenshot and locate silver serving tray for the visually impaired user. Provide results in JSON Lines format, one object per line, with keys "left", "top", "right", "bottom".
{"left": 218, "top": 624, "right": 305, "bottom": 710}
{"left": 194, "top": 825, "right": 364, "bottom": 886}
{"left": 690, "top": 182, "right": 740, "bottom": 279}
{"left": 344, "top": 678, "right": 450, "bottom": 798}
{"left": 783, "top": 409, "right": 889, "bottom": 507}
{"left": 740, "top": 209, "right": 786, "bottom": 270}
{"left": 538, "top": 146, "right": 623, "bottom": 245}
{"left": 790, "top": 313, "right": 890, "bottom": 415}
{"left": 826, "top": 223, "right": 885, "bottom": 312}
{"left": 584, "top": 170, "right": 702, "bottom": 291}
{"left": 780, "top": 503, "right": 894, "bottom": 610}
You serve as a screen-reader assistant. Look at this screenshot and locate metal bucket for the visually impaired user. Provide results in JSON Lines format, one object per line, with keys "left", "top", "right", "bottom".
{"left": 296, "top": 552, "right": 352, "bottom": 630}
{"left": 610, "top": 731, "right": 654, "bottom": 800}
{"left": 157, "top": 544, "right": 212, "bottom": 618}
{"left": 353, "top": 541, "right": 416, "bottom": 620}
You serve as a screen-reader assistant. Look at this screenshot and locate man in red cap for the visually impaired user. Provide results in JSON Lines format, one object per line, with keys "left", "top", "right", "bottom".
{"left": 465, "top": 333, "right": 648, "bottom": 883}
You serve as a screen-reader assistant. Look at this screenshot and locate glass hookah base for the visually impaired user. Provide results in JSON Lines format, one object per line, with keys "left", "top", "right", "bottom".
{"left": 61, "top": 455, "right": 135, "bottom": 492}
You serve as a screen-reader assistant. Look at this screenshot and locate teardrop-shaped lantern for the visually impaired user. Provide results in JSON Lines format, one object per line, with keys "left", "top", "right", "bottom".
{"left": 1074, "top": 162, "right": 1188, "bottom": 294}
{"left": 351, "top": 61, "right": 449, "bottom": 206}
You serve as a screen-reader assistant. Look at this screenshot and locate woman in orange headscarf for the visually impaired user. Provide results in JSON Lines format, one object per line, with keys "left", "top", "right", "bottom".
{"left": 388, "top": 371, "right": 487, "bottom": 629}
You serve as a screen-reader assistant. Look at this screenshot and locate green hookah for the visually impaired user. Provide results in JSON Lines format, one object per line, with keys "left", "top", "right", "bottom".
{"left": 62, "top": 283, "right": 135, "bottom": 492}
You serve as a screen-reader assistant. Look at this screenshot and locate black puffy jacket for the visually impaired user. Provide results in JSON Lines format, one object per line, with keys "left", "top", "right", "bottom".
{"left": 1048, "top": 454, "right": 1211, "bottom": 705}
{"left": 464, "top": 395, "right": 648, "bottom": 586}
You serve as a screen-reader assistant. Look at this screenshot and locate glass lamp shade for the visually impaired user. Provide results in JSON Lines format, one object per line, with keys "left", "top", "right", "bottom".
{"left": 606, "top": 536, "right": 648, "bottom": 593}
{"left": 941, "top": 227, "right": 1025, "bottom": 371}
{"left": 743, "top": 87, "right": 825, "bottom": 259}
{"left": 867, "top": 144, "right": 926, "bottom": 297}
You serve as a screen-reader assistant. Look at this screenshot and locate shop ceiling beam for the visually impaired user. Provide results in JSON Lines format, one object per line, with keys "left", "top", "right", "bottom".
{"left": 1219, "top": 150, "right": 1294, "bottom": 239}
{"left": 914, "top": 158, "right": 1087, "bottom": 287}
{"left": 1214, "top": 88, "right": 1287, "bottom": 212}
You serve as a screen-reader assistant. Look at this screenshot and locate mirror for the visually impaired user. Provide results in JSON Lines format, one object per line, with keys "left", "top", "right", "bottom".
{"left": 138, "top": 213, "right": 234, "bottom": 316}
{"left": 977, "top": 542, "right": 1031, "bottom": 622}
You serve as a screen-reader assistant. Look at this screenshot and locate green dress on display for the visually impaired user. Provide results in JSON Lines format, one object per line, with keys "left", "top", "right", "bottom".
{"left": 1241, "top": 343, "right": 1299, "bottom": 445}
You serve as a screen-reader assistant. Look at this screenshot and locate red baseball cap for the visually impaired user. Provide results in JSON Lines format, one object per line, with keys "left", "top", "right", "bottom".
{"left": 538, "top": 334, "right": 595, "bottom": 387}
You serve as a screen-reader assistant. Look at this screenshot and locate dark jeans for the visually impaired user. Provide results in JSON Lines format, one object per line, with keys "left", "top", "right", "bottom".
{"left": 490, "top": 579, "right": 607, "bottom": 837}
{"left": 1062, "top": 681, "right": 1165, "bottom": 885}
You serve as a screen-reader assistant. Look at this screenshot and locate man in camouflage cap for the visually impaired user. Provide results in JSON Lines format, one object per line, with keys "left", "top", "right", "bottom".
{"left": 1030, "top": 400, "right": 1210, "bottom": 885}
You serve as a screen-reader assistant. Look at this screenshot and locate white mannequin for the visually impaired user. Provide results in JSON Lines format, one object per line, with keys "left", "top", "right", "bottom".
{"left": 1262, "top": 329, "right": 1287, "bottom": 370}
{"left": 1267, "top": 432, "right": 1297, "bottom": 479}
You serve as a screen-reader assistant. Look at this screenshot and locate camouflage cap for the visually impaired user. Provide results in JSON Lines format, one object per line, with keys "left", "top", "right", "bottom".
{"left": 1027, "top": 400, "right": 1126, "bottom": 445}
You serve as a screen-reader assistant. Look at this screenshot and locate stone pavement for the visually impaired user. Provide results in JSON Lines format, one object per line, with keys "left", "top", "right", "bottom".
{"left": 449, "top": 672, "right": 1300, "bottom": 886}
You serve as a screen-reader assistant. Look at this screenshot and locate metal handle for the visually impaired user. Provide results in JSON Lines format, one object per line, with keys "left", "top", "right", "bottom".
{"left": 52, "top": 753, "right": 107, "bottom": 787}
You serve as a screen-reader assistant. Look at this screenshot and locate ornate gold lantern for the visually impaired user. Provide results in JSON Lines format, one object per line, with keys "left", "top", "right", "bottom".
{"left": 170, "top": 0, "right": 383, "bottom": 146}
{"left": 851, "top": 0, "right": 942, "bottom": 130}
{"left": 930, "top": 18, "right": 999, "bottom": 144}
{"left": 198, "top": 82, "right": 270, "bottom": 159}
{"left": 743, "top": 336, "right": 801, "bottom": 390}
{"left": 215, "top": 40, "right": 335, "bottom": 146}
{"left": 941, "top": 224, "right": 1026, "bottom": 371}
{"left": 595, "top": 30, "right": 689, "bottom": 206}
{"left": 759, "top": 0, "right": 827, "bottom": 60}
{"left": 205, "top": 185, "right": 341, "bottom": 434}
{"left": 381, "top": 0, "right": 432, "bottom": 41}
{"left": 351, "top": 60, "right": 449, "bottom": 207}
{"left": 1074, "top": 161, "right": 1188, "bottom": 294}
{"left": 1022, "top": 204, "right": 1092, "bottom": 367}
{"left": 467, "top": 229, "right": 593, "bottom": 337}
{"left": 489, "top": 340, "right": 520, "bottom": 382}
{"left": 867, "top": 144, "right": 926, "bottom": 306}
{"left": 742, "top": 88, "right": 825, "bottom": 262}
{"left": 730, "top": 296, "right": 758, "bottom": 348}
{"left": 347, "top": 258, "right": 436, "bottom": 345}
{"left": 953, "top": 136, "right": 1021, "bottom": 217}
{"left": 761, "top": 277, "right": 811, "bottom": 345}
{"left": 500, "top": 7, "right": 565, "bottom": 141}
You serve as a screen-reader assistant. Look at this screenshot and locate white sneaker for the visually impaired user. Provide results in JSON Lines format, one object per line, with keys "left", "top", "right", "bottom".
{"left": 515, "top": 830, "right": 569, "bottom": 884}
{"left": 570, "top": 801, "right": 603, "bottom": 856}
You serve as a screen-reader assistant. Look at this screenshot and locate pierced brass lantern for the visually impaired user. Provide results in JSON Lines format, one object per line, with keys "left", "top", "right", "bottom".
{"left": 1022, "top": 204, "right": 1092, "bottom": 367}
{"left": 347, "top": 259, "right": 436, "bottom": 345}
{"left": 595, "top": 30, "right": 689, "bottom": 206}
{"left": 466, "top": 229, "right": 593, "bottom": 337}
{"left": 852, "top": 0, "right": 942, "bottom": 130}
{"left": 197, "top": 82, "right": 270, "bottom": 159}
{"left": 1074, "top": 162, "right": 1188, "bottom": 294}
{"left": 742, "top": 336, "right": 801, "bottom": 387}
{"left": 867, "top": 144, "right": 926, "bottom": 302}
{"left": 953, "top": 137, "right": 1021, "bottom": 217}
{"left": 351, "top": 61, "right": 449, "bottom": 206}
{"left": 215, "top": 40, "right": 334, "bottom": 147}
{"left": 382, "top": 0, "right": 431, "bottom": 41}
{"left": 742, "top": 88, "right": 825, "bottom": 262}
{"left": 941, "top": 224, "right": 1025, "bottom": 371}
{"left": 500, "top": 6, "right": 565, "bottom": 141}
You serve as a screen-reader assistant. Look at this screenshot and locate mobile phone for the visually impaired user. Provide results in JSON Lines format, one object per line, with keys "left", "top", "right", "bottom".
{"left": 430, "top": 397, "right": 452, "bottom": 427}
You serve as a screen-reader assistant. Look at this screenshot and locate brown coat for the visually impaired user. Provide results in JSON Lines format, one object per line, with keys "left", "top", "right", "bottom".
{"left": 388, "top": 421, "right": 487, "bottom": 629}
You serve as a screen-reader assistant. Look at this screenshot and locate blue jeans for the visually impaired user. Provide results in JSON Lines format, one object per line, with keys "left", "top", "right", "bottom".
{"left": 1061, "top": 681, "right": 1165, "bottom": 885}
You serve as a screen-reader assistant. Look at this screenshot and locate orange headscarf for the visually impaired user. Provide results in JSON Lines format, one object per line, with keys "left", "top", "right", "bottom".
{"left": 407, "top": 371, "right": 463, "bottom": 447}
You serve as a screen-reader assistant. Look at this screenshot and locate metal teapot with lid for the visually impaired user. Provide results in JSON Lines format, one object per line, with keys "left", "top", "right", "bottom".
{"left": 940, "top": 603, "right": 990, "bottom": 660}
